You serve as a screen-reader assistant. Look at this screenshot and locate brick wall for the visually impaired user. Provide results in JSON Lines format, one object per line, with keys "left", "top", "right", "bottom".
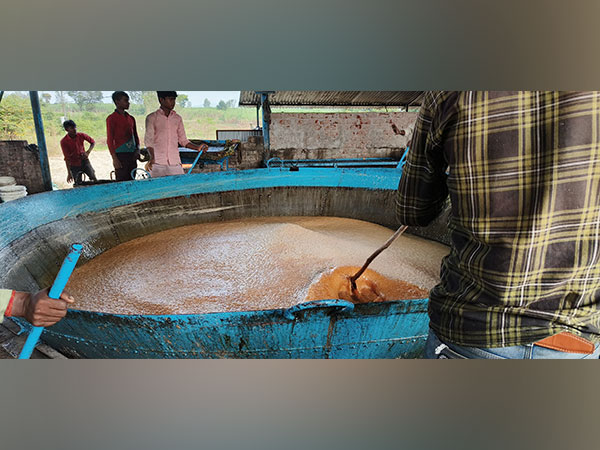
{"left": 269, "top": 112, "right": 418, "bottom": 160}
{"left": 192, "top": 110, "right": 421, "bottom": 173}
{"left": 0, "top": 141, "right": 46, "bottom": 194}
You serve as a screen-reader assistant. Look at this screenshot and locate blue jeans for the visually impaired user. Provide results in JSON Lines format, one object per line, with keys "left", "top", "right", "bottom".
{"left": 424, "top": 329, "right": 600, "bottom": 359}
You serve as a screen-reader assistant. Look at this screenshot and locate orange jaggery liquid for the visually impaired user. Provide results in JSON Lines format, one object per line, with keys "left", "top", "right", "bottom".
{"left": 306, "top": 266, "right": 429, "bottom": 304}
{"left": 66, "top": 217, "right": 447, "bottom": 315}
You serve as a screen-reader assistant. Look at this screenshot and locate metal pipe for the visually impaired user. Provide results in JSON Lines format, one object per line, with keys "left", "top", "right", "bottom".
{"left": 29, "top": 91, "right": 53, "bottom": 191}
{"left": 0, "top": 91, "right": 4, "bottom": 104}
{"left": 19, "top": 243, "right": 83, "bottom": 359}
{"left": 260, "top": 92, "right": 270, "bottom": 151}
{"left": 187, "top": 150, "right": 204, "bottom": 174}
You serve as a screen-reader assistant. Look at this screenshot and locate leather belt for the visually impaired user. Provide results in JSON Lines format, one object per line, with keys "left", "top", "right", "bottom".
{"left": 535, "top": 332, "right": 595, "bottom": 354}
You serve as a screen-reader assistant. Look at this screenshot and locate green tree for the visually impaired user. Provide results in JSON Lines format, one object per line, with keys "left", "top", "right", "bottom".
{"left": 55, "top": 91, "right": 68, "bottom": 116}
{"left": 126, "top": 91, "right": 146, "bottom": 114}
{"left": 216, "top": 100, "right": 228, "bottom": 111}
{"left": 129, "top": 91, "right": 144, "bottom": 104}
{"left": 67, "top": 91, "right": 103, "bottom": 111}
{"left": 226, "top": 99, "right": 236, "bottom": 108}
{"left": 178, "top": 94, "right": 190, "bottom": 108}
{"left": 0, "top": 94, "right": 33, "bottom": 139}
{"left": 41, "top": 92, "right": 52, "bottom": 104}
{"left": 203, "top": 98, "right": 211, "bottom": 108}
{"left": 143, "top": 91, "right": 159, "bottom": 113}
{"left": 10, "top": 91, "right": 28, "bottom": 99}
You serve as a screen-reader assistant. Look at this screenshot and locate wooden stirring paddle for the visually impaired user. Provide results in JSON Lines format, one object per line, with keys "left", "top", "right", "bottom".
{"left": 348, "top": 225, "right": 408, "bottom": 301}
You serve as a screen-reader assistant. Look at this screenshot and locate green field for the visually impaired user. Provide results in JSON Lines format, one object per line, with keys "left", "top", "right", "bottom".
{"left": 0, "top": 94, "right": 258, "bottom": 157}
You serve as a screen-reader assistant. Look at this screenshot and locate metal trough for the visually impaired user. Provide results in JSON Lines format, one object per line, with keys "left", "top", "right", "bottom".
{"left": 0, "top": 167, "right": 449, "bottom": 358}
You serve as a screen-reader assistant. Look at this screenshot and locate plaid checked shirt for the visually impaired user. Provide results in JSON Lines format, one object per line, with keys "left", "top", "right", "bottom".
{"left": 397, "top": 91, "right": 600, "bottom": 347}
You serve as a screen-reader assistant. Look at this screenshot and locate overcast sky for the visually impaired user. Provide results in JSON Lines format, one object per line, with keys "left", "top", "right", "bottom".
{"left": 4, "top": 91, "right": 241, "bottom": 107}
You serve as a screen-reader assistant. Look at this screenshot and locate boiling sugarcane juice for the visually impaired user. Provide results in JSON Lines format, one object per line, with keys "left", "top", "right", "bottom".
{"left": 66, "top": 217, "right": 448, "bottom": 315}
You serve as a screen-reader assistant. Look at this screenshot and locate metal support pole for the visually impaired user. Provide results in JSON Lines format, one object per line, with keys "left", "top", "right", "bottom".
{"left": 256, "top": 104, "right": 260, "bottom": 128}
{"left": 29, "top": 91, "right": 53, "bottom": 191}
{"left": 260, "top": 92, "right": 271, "bottom": 151}
{"left": 0, "top": 91, "right": 4, "bottom": 104}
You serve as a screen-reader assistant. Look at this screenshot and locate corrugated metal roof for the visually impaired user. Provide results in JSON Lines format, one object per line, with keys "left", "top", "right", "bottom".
{"left": 239, "top": 91, "right": 423, "bottom": 107}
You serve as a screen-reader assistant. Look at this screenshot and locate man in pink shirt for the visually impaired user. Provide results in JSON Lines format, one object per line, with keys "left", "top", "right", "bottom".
{"left": 144, "top": 91, "right": 208, "bottom": 177}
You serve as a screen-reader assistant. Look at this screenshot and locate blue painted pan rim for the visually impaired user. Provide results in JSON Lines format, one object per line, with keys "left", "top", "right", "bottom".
{"left": 0, "top": 167, "right": 403, "bottom": 252}
{"left": 61, "top": 297, "right": 430, "bottom": 320}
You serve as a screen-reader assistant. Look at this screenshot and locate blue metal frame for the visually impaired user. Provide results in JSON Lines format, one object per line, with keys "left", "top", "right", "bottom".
{"left": 397, "top": 146, "right": 410, "bottom": 169}
{"left": 266, "top": 157, "right": 401, "bottom": 169}
{"left": 181, "top": 151, "right": 230, "bottom": 171}
{"left": 187, "top": 150, "right": 204, "bottom": 174}
{"left": 180, "top": 140, "right": 237, "bottom": 172}
{"left": 205, "top": 156, "right": 230, "bottom": 171}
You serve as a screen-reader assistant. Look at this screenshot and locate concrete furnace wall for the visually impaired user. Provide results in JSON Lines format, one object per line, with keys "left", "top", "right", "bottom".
{"left": 0, "top": 140, "right": 46, "bottom": 194}
{"left": 269, "top": 112, "right": 418, "bottom": 160}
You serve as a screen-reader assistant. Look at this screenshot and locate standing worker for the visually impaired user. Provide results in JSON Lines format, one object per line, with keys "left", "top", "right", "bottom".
{"left": 60, "top": 120, "right": 97, "bottom": 185}
{"left": 396, "top": 91, "right": 600, "bottom": 359}
{"left": 144, "top": 91, "right": 208, "bottom": 178}
{"left": 106, "top": 91, "right": 140, "bottom": 181}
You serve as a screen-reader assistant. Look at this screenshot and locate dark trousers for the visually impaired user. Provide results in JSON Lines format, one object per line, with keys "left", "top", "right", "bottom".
{"left": 115, "top": 152, "right": 138, "bottom": 181}
{"left": 70, "top": 157, "right": 97, "bottom": 185}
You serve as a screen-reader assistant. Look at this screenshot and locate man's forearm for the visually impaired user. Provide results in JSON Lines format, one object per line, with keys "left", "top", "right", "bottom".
{"left": 1, "top": 289, "right": 74, "bottom": 327}
{"left": 0, "top": 290, "right": 29, "bottom": 322}
{"left": 396, "top": 159, "right": 449, "bottom": 227}
{"left": 395, "top": 93, "right": 450, "bottom": 227}
{"left": 10, "top": 291, "right": 29, "bottom": 318}
{"left": 0, "top": 289, "right": 13, "bottom": 321}
{"left": 185, "top": 142, "right": 207, "bottom": 151}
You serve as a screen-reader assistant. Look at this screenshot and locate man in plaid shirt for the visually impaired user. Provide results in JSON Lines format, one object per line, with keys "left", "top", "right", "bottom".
{"left": 397, "top": 91, "right": 600, "bottom": 359}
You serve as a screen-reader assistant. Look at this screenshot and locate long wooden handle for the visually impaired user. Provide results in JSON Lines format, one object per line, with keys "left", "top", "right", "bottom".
{"left": 350, "top": 225, "right": 408, "bottom": 289}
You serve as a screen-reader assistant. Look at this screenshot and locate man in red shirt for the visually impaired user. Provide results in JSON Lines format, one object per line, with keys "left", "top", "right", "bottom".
{"left": 60, "top": 120, "right": 97, "bottom": 185}
{"left": 106, "top": 91, "right": 140, "bottom": 181}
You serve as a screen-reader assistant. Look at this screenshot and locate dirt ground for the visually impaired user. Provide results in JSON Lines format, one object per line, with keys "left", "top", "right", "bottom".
{"left": 49, "top": 150, "right": 121, "bottom": 189}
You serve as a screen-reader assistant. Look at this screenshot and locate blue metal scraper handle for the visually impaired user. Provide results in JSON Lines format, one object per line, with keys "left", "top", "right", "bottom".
{"left": 18, "top": 243, "right": 83, "bottom": 359}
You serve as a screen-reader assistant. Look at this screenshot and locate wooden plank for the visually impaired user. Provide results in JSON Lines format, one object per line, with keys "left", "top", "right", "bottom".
{"left": 0, "top": 319, "right": 67, "bottom": 359}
